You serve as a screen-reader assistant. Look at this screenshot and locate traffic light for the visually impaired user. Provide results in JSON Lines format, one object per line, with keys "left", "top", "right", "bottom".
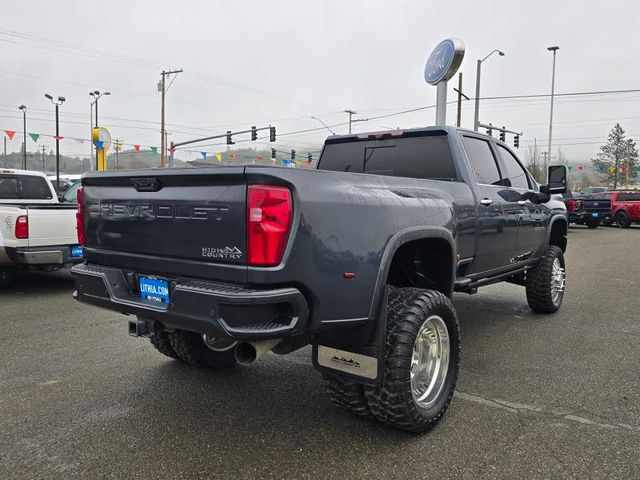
{"left": 251, "top": 126, "right": 257, "bottom": 141}
{"left": 291, "top": 149, "right": 296, "bottom": 160}
{"left": 226, "top": 130, "right": 234, "bottom": 145}
{"left": 271, "top": 148, "right": 276, "bottom": 159}
{"left": 307, "top": 153, "right": 312, "bottom": 163}
{"left": 269, "top": 126, "right": 276, "bottom": 142}
{"left": 499, "top": 127, "right": 506, "bottom": 143}
{"left": 514, "top": 135, "right": 520, "bottom": 148}
{"left": 486, "top": 124, "right": 493, "bottom": 137}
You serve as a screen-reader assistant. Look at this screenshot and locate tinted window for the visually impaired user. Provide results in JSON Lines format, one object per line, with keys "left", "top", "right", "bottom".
{"left": 319, "top": 135, "right": 456, "bottom": 180}
{"left": 0, "top": 177, "right": 19, "bottom": 198}
{"left": 618, "top": 192, "right": 640, "bottom": 201}
{"left": 594, "top": 192, "right": 613, "bottom": 199}
{"left": 363, "top": 136, "right": 456, "bottom": 179}
{"left": 497, "top": 145, "right": 530, "bottom": 189}
{"left": 319, "top": 142, "right": 365, "bottom": 173}
{"left": 20, "top": 175, "right": 53, "bottom": 199}
{"left": 462, "top": 137, "right": 502, "bottom": 186}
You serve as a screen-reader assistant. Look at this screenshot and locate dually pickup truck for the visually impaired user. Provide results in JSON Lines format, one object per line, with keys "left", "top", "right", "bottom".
{"left": 1, "top": 169, "right": 83, "bottom": 287}
{"left": 72, "top": 126, "right": 568, "bottom": 432}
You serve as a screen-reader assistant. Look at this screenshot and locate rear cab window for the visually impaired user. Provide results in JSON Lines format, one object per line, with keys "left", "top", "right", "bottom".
{"left": 617, "top": 192, "right": 640, "bottom": 201}
{"left": 318, "top": 132, "right": 458, "bottom": 180}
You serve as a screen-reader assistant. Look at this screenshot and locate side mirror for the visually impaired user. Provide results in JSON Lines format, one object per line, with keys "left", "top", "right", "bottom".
{"left": 540, "top": 165, "right": 567, "bottom": 195}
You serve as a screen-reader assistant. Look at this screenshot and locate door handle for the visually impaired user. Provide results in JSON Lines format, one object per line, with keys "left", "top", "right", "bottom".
{"left": 480, "top": 198, "right": 493, "bottom": 206}
{"left": 517, "top": 200, "right": 527, "bottom": 206}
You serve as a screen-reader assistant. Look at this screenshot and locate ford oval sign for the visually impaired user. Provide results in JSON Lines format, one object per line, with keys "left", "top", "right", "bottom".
{"left": 424, "top": 38, "right": 465, "bottom": 85}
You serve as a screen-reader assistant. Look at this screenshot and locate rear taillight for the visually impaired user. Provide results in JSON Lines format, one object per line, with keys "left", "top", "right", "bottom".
{"left": 247, "top": 185, "right": 292, "bottom": 266}
{"left": 15, "top": 215, "right": 28, "bottom": 239}
{"left": 76, "top": 186, "right": 85, "bottom": 246}
{"left": 567, "top": 199, "right": 575, "bottom": 212}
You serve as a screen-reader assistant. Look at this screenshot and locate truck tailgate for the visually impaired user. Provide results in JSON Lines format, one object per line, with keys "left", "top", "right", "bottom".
{"left": 26, "top": 205, "right": 78, "bottom": 247}
{"left": 82, "top": 168, "right": 247, "bottom": 276}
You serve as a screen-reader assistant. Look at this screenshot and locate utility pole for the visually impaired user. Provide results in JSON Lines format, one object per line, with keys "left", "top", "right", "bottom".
{"left": 114, "top": 140, "right": 121, "bottom": 170}
{"left": 18, "top": 105, "right": 27, "bottom": 169}
{"left": 453, "top": 72, "right": 469, "bottom": 127}
{"left": 160, "top": 69, "right": 183, "bottom": 167}
{"left": 40, "top": 145, "right": 46, "bottom": 172}
{"left": 3, "top": 136, "right": 6, "bottom": 168}
{"left": 344, "top": 109, "right": 357, "bottom": 134}
{"left": 547, "top": 46, "right": 559, "bottom": 170}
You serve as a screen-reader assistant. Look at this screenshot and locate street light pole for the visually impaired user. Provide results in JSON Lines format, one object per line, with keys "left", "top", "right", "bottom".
{"left": 310, "top": 116, "right": 336, "bottom": 135}
{"left": 547, "top": 46, "right": 559, "bottom": 170}
{"left": 18, "top": 105, "right": 27, "bottom": 169}
{"left": 473, "top": 49, "right": 505, "bottom": 131}
{"left": 45, "top": 94, "right": 65, "bottom": 190}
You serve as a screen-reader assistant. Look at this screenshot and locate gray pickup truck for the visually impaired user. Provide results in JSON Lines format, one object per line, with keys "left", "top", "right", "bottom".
{"left": 72, "top": 126, "right": 568, "bottom": 432}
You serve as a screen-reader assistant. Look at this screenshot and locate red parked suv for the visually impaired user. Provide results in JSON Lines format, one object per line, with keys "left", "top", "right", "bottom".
{"left": 592, "top": 191, "right": 640, "bottom": 227}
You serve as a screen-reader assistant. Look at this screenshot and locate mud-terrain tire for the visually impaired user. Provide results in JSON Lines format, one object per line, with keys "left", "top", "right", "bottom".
{"left": 149, "top": 332, "right": 180, "bottom": 359}
{"left": 364, "top": 288, "right": 460, "bottom": 433}
{"left": 323, "top": 373, "right": 372, "bottom": 417}
{"left": 169, "top": 330, "right": 237, "bottom": 368}
{"left": 615, "top": 211, "right": 631, "bottom": 228}
{"left": 526, "top": 245, "right": 566, "bottom": 313}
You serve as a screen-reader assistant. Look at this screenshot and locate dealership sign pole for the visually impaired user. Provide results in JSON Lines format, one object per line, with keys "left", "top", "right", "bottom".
{"left": 425, "top": 39, "right": 465, "bottom": 126}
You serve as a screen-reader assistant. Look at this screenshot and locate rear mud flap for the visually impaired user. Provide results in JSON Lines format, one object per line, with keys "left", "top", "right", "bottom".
{"left": 311, "top": 286, "right": 389, "bottom": 385}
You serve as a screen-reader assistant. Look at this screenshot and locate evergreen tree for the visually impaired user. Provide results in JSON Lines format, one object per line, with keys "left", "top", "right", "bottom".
{"left": 591, "top": 123, "right": 639, "bottom": 188}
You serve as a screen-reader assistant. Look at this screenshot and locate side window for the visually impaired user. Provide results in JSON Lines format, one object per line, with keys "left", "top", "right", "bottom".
{"left": 462, "top": 136, "right": 502, "bottom": 186}
{"left": 497, "top": 145, "right": 531, "bottom": 190}
{"left": 618, "top": 193, "right": 640, "bottom": 201}
{"left": 19, "top": 175, "right": 53, "bottom": 200}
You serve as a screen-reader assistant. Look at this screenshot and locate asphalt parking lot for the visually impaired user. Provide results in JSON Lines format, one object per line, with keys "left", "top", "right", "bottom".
{"left": 1, "top": 226, "right": 639, "bottom": 479}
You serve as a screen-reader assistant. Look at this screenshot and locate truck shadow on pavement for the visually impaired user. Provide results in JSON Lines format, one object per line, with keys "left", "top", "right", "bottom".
{"left": 0, "top": 269, "right": 75, "bottom": 295}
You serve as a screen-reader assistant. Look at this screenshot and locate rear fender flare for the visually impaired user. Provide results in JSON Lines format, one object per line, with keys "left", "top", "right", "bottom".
{"left": 368, "top": 226, "right": 456, "bottom": 323}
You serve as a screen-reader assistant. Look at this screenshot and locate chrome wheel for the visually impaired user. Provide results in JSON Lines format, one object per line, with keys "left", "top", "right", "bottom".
{"left": 550, "top": 257, "right": 565, "bottom": 305}
{"left": 202, "top": 334, "right": 237, "bottom": 352}
{"left": 410, "top": 315, "right": 450, "bottom": 409}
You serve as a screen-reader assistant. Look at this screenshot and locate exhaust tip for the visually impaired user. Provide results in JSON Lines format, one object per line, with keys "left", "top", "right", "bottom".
{"left": 235, "top": 342, "right": 258, "bottom": 365}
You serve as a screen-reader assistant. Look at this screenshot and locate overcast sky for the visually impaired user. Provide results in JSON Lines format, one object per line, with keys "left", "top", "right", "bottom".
{"left": 2, "top": 0, "right": 639, "bottom": 163}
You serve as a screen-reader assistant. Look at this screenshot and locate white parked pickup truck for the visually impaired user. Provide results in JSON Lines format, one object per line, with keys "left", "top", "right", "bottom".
{"left": 0, "top": 169, "right": 83, "bottom": 287}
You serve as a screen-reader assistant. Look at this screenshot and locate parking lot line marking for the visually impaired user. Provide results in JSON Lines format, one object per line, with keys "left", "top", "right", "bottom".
{"left": 454, "top": 391, "right": 640, "bottom": 433}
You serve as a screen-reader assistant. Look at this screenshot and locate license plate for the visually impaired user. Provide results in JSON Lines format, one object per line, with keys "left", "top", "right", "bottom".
{"left": 591, "top": 212, "right": 599, "bottom": 217}
{"left": 139, "top": 277, "right": 170, "bottom": 303}
{"left": 70, "top": 246, "right": 84, "bottom": 258}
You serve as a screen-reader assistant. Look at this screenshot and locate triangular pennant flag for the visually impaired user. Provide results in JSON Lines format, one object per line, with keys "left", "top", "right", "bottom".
{"left": 115, "top": 142, "right": 122, "bottom": 152}
{"left": 578, "top": 165, "right": 584, "bottom": 171}
{"left": 4, "top": 130, "right": 16, "bottom": 140}
{"left": 256, "top": 156, "right": 264, "bottom": 160}
{"left": 150, "top": 146, "right": 158, "bottom": 154}
{"left": 230, "top": 154, "right": 237, "bottom": 159}
{"left": 95, "top": 140, "right": 104, "bottom": 149}
{"left": 567, "top": 165, "right": 573, "bottom": 171}
{"left": 620, "top": 165, "right": 627, "bottom": 174}
{"left": 53, "top": 135, "right": 64, "bottom": 141}
{"left": 28, "top": 133, "right": 39, "bottom": 143}
{"left": 215, "top": 153, "right": 222, "bottom": 162}
{"left": 598, "top": 165, "right": 606, "bottom": 173}
{"left": 133, "top": 144, "right": 140, "bottom": 152}
{"left": 609, "top": 166, "right": 616, "bottom": 174}
{"left": 201, "top": 152, "right": 207, "bottom": 159}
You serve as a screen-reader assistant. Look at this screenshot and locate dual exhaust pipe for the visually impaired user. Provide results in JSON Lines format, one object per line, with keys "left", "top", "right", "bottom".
{"left": 234, "top": 338, "right": 281, "bottom": 365}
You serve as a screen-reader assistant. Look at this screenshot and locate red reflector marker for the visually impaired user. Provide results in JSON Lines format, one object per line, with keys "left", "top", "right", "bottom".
{"left": 343, "top": 272, "right": 356, "bottom": 280}
{"left": 76, "top": 187, "right": 86, "bottom": 246}
{"left": 15, "top": 215, "right": 29, "bottom": 239}
{"left": 247, "top": 185, "right": 292, "bottom": 266}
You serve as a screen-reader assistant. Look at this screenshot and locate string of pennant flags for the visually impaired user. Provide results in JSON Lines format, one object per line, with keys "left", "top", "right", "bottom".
{"left": 2, "top": 128, "right": 317, "bottom": 166}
